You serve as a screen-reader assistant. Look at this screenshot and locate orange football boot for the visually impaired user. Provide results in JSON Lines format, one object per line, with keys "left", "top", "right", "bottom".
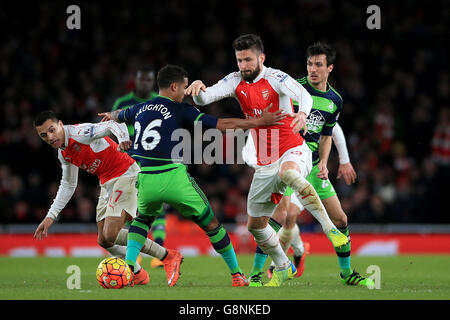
{"left": 163, "top": 249, "right": 183, "bottom": 287}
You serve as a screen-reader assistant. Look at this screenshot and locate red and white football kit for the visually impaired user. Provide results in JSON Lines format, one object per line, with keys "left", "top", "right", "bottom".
{"left": 46, "top": 121, "right": 139, "bottom": 222}
{"left": 194, "top": 66, "right": 313, "bottom": 217}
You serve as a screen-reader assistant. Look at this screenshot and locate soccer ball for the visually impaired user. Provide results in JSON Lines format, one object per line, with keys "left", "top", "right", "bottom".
{"left": 96, "top": 256, "right": 132, "bottom": 289}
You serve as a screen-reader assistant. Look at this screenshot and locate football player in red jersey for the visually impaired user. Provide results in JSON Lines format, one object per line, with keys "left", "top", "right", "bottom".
{"left": 186, "top": 34, "right": 349, "bottom": 286}
{"left": 33, "top": 110, "right": 183, "bottom": 286}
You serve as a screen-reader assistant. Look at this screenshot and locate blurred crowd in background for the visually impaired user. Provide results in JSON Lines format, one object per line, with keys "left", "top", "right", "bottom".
{"left": 0, "top": 1, "right": 448, "bottom": 227}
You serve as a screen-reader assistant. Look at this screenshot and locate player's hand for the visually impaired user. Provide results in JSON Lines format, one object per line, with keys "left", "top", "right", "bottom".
{"left": 260, "top": 103, "right": 286, "bottom": 126}
{"left": 337, "top": 162, "right": 357, "bottom": 185}
{"left": 317, "top": 161, "right": 329, "bottom": 180}
{"left": 98, "top": 112, "right": 112, "bottom": 122}
{"left": 117, "top": 140, "right": 132, "bottom": 152}
{"left": 185, "top": 80, "right": 206, "bottom": 96}
{"left": 33, "top": 217, "right": 54, "bottom": 240}
{"left": 288, "top": 112, "right": 308, "bottom": 135}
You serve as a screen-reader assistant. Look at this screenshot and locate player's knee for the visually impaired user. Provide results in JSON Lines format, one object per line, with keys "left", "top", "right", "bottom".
{"left": 284, "top": 211, "right": 298, "bottom": 228}
{"left": 331, "top": 211, "right": 347, "bottom": 228}
{"left": 97, "top": 236, "right": 112, "bottom": 249}
{"left": 135, "top": 215, "right": 155, "bottom": 228}
{"left": 103, "top": 230, "right": 118, "bottom": 245}
{"left": 247, "top": 219, "right": 265, "bottom": 232}
{"left": 279, "top": 167, "right": 293, "bottom": 182}
{"left": 279, "top": 162, "right": 300, "bottom": 179}
{"left": 202, "top": 216, "right": 220, "bottom": 233}
{"left": 280, "top": 169, "right": 309, "bottom": 191}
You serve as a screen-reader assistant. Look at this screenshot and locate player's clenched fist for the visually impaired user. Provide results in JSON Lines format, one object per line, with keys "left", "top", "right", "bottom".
{"left": 117, "top": 141, "right": 132, "bottom": 152}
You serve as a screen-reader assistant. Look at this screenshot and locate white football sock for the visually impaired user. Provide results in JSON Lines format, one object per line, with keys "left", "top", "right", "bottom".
{"left": 281, "top": 169, "right": 335, "bottom": 233}
{"left": 114, "top": 228, "right": 167, "bottom": 260}
{"left": 250, "top": 225, "right": 290, "bottom": 270}
{"left": 290, "top": 224, "right": 305, "bottom": 257}
{"left": 278, "top": 226, "right": 295, "bottom": 253}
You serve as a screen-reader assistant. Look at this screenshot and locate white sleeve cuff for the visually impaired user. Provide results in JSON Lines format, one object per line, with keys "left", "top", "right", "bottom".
{"left": 332, "top": 123, "right": 350, "bottom": 164}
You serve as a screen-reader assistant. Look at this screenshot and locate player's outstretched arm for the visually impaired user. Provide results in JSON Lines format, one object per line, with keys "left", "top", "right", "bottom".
{"left": 216, "top": 104, "right": 285, "bottom": 131}
{"left": 185, "top": 80, "right": 206, "bottom": 97}
{"left": 34, "top": 167, "right": 77, "bottom": 240}
{"left": 186, "top": 73, "right": 237, "bottom": 106}
{"left": 38, "top": 158, "right": 79, "bottom": 236}
{"left": 72, "top": 120, "right": 131, "bottom": 151}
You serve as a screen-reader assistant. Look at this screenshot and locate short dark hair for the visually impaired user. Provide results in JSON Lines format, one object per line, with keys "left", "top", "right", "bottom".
{"left": 156, "top": 64, "right": 188, "bottom": 89}
{"left": 232, "top": 34, "right": 264, "bottom": 53}
{"left": 306, "top": 42, "right": 336, "bottom": 66}
{"left": 136, "top": 65, "right": 155, "bottom": 77}
{"left": 33, "top": 110, "right": 58, "bottom": 128}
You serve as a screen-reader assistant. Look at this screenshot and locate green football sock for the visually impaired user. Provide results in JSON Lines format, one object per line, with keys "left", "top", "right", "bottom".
{"left": 207, "top": 224, "right": 241, "bottom": 274}
{"left": 151, "top": 211, "right": 167, "bottom": 246}
{"left": 335, "top": 226, "right": 352, "bottom": 277}
{"left": 250, "top": 218, "right": 282, "bottom": 275}
{"left": 126, "top": 217, "right": 150, "bottom": 272}
{"left": 250, "top": 248, "right": 268, "bottom": 275}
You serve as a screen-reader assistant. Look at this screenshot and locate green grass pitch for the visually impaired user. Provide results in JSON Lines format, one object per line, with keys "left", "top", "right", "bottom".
{"left": 0, "top": 254, "right": 449, "bottom": 300}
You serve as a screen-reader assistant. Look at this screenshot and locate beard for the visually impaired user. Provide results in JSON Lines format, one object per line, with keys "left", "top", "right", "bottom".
{"left": 241, "top": 64, "right": 261, "bottom": 82}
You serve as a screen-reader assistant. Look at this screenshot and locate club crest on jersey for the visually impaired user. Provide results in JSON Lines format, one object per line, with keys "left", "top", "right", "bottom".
{"left": 262, "top": 89, "right": 269, "bottom": 100}
{"left": 307, "top": 110, "right": 326, "bottom": 132}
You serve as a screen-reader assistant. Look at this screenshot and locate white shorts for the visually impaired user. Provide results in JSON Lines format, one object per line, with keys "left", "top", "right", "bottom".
{"left": 96, "top": 163, "right": 140, "bottom": 222}
{"left": 247, "top": 143, "right": 312, "bottom": 217}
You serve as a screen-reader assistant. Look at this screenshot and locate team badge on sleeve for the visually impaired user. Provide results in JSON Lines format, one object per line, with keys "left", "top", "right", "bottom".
{"left": 274, "top": 71, "right": 288, "bottom": 82}
{"left": 83, "top": 126, "right": 94, "bottom": 137}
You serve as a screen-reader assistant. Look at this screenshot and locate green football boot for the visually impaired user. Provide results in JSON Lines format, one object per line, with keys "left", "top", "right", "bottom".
{"left": 340, "top": 269, "right": 375, "bottom": 288}
{"left": 249, "top": 271, "right": 263, "bottom": 287}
